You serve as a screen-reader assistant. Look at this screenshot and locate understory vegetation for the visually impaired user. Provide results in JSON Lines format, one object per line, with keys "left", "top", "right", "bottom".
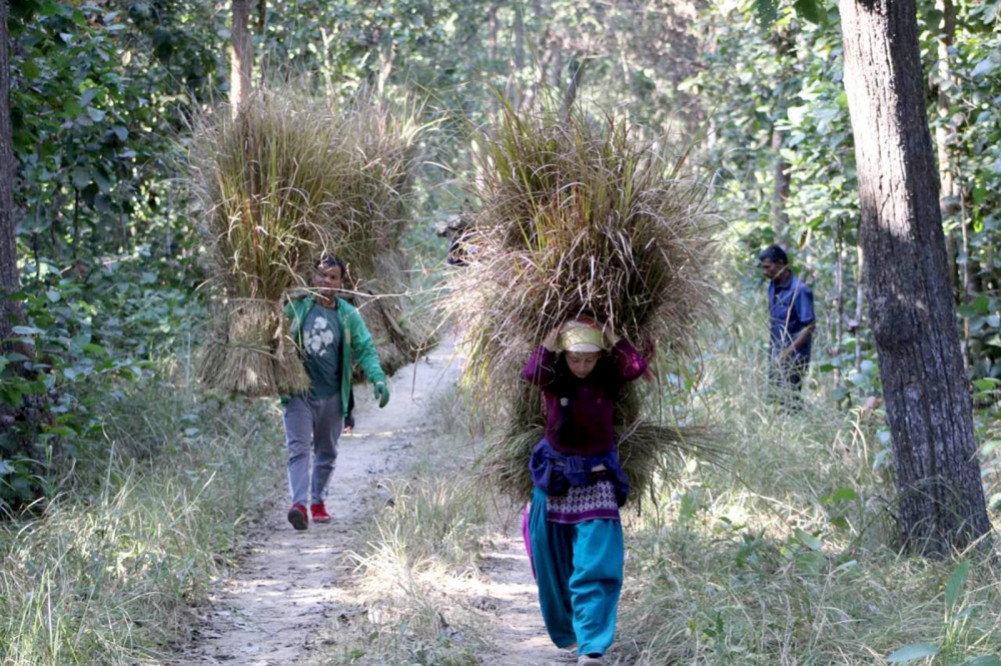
{"left": 618, "top": 294, "right": 1001, "bottom": 665}
{"left": 3, "top": 267, "right": 999, "bottom": 664}
{"left": 0, "top": 375, "right": 283, "bottom": 663}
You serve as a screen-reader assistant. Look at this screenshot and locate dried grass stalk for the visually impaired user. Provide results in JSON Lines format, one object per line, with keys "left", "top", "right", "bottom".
{"left": 274, "top": 316, "right": 311, "bottom": 395}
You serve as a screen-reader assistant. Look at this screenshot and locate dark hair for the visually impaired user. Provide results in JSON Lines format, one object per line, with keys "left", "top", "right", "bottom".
{"left": 315, "top": 255, "right": 347, "bottom": 274}
{"left": 758, "top": 245, "right": 788, "bottom": 265}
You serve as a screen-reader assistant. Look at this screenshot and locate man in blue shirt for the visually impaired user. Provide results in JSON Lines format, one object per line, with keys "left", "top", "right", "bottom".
{"left": 759, "top": 245, "right": 815, "bottom": 393}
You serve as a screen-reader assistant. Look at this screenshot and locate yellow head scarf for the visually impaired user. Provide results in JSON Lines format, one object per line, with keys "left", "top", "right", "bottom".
{"left": 559, "top": 321, "right": 605, "bottom": 352}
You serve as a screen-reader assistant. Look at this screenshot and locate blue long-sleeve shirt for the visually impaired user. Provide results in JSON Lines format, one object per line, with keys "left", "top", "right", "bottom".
{"left": 768, "top": 274, "right": 815, "bottom": 362}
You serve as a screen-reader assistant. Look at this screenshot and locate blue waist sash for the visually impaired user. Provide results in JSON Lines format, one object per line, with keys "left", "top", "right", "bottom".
{"left": 529, "top": 438, "right": 630, "bottom": 507}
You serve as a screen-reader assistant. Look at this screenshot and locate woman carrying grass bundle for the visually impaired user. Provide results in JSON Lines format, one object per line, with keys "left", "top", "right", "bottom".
{"left": 282, "top": 256, "right": 390, "bottom": 531}
{"left": 522, "top": 317, "right": 647, "bottom": 666}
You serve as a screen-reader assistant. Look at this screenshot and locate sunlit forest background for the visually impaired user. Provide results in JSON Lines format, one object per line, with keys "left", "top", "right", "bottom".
{"left": 4, "top": 0, "right": 1001, "bottom": 663}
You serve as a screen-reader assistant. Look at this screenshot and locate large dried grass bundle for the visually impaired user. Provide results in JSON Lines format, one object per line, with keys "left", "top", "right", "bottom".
{"left": 190, "top": 89, "right": 423, "bottom": 395}
{"left": 199, "top": 299, "right": 308, "bottom": 395}
{"left": 452, "top": 106, "right": 721, "bottom": 502}
{"left": 346, "top": 253, "right": 440, "bottom": 378}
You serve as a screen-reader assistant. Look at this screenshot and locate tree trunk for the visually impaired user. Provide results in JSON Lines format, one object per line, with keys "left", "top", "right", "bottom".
{"left": 255, "top": 0, "right": 266, "bottom": 88}
{"left": 551, "top": 45, "right": 563, "bottom": 89}
{"left": 487, "top": 3, "right": 498, "bottom": 65}
{"left": 1, "top": 0, "right": 35, "bottom": 453}
{"left": 960, "top": 192, "right": 982, "bottom": 371}
{"left": 834, "top": 223, "right": 844, "bottom": 389}
{"left": 562, "top": 51, "right": 586, "bottom": 116}
{"left": 319, "top": 26, "right": 335, "bottom": 99}
{"left": 486, "top": 2, "right": 499, "bottom": 112}
{"left": 533, "top": 36, "right": 552, "bottom": 105}
{"left": 0, "top": 0, "right": 20, "bottom": 353}
{"left": 230, "top": 0, "right": 253, "bottom": 116}
{"left": 933, "top": 0, "right": 968, "bottom": 356}
{"left": 853, "top": 242, "right": 864, "bottom": 374}
{"left": 514, "top": 5, "right": 525, "bottom": 71}
{"left": 933, "top": 0, "right": 957, "bottom": 215}
{"left": 376, "top": 40, "right": 396, "bottom": 95}
{"left": 510, "top": 3, "right": 525, "bottom": 108}
{"left": 839, "top": 0, "right": 991, "bottom": 556}
{"left": 72, "top": 187, "right": 79, "bottom": 260}
{"left": 771, "top": 126, "right": 790, "bottom": 241}
{"left": 770, "top": 30, "right": 794, "bottom": 243}
{"left": 526, "top": 0, "right": 548, "bottom": 108}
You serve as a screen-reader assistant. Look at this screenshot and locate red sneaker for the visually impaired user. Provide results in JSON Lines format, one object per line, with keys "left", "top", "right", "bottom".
{"left": 310, "top": 502, "right": 331, "bottom": 523}
{"left": 287, "top": 504, "right": 308, "bottom": 530}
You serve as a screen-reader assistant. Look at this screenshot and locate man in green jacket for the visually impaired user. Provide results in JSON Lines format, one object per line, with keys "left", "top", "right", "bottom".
{"left": 282, "top": 256, "right": 390, "bottom": 530}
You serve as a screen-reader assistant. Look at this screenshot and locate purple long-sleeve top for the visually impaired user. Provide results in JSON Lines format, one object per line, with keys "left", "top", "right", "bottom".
{"left": 520, "top": 339, "right": 648, "bottom": 456}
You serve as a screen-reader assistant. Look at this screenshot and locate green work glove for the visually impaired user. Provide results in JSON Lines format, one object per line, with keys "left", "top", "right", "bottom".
{"left": 373, "top": 381, "right": 390, "bottom": 408}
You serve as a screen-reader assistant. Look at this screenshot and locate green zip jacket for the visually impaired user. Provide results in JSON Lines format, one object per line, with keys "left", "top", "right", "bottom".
{"left": 284, "top": 295, "right": 386, "bottom": 416}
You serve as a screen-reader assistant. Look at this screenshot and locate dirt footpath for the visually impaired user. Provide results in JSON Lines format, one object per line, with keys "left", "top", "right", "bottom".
{"left": 177, "top": 336, "right": 570, "bottom": 666}
{"left": 177, "top": 337, "right": 459, "bottom": 665}
{"left": 474, "top": 533, "right": 579, "bottom": 665}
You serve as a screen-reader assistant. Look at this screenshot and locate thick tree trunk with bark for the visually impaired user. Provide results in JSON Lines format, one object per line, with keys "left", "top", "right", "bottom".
{"left": 230, "top": 0, "right": 253, "bottom": 115}
{"left": 840, "top": 0, "right": 990, "bottom": 556}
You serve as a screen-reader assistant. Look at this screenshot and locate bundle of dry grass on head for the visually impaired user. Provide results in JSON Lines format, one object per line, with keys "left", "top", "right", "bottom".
{"left": 190, "top": 89, "right": 424, "bottom": 396}
{"left": 450, "top": 105, "right": 722, "bottom": 504}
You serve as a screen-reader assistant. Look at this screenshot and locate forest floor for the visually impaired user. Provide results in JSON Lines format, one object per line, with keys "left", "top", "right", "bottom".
{"left": 175, "top": 336, "right": 567, "bottom": 666}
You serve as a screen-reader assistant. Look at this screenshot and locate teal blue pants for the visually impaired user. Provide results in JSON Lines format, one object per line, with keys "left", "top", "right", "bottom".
{"left": 528, "top": 488, "right": 624, "bottom": 656}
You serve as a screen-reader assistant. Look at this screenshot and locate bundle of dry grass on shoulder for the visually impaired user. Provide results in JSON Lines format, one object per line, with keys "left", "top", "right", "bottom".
{"left": 450, "top": 105, "right": 723, "bottom": 504}
{"left": 346, "top": 253, "right": 439, "bottom": 378}
{"left": 190, "top": 89, "right": 426, "bottom": 396}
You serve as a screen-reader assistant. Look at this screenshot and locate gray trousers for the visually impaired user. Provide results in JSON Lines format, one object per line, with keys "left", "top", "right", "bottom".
{"left": 283, "top": 395, "right": 342, "bottom": 507}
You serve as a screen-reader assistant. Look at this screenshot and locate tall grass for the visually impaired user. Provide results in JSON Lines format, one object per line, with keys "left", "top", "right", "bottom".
{"left": 0, "top": 379, "right": 283, "bottom": 663}
{"left": 616, "top": 290, "right": 1001, "bottom": 665}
